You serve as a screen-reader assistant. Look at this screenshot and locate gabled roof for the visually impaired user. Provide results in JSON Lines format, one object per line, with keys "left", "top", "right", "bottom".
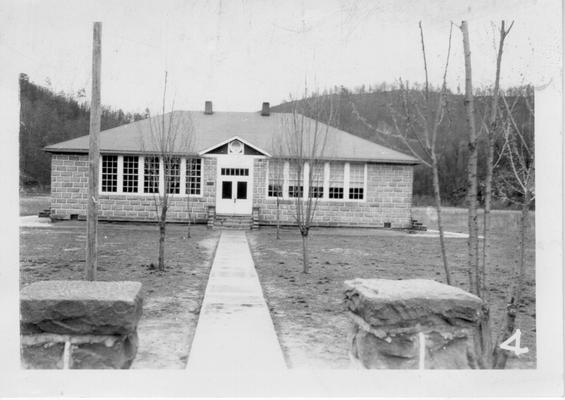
{"left": 44, "top": 111, "right": 419, "bottom": 164}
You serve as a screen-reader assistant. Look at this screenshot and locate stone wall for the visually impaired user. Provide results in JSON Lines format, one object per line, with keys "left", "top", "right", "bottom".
{"left": 20, "top": 280, "right": 143, "bottom": 369}
{"left": 344, "top": 278, "right": 487, "bottom": 369}
{"left": 50, "top": 154, "right": 216, "bottom": 222}
{"left": 253, "top": 159, "right": 413, "bottom": 228}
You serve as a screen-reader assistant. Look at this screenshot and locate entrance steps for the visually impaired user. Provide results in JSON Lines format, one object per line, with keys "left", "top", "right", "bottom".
{"left": 214, "top": 214, "right": 253, "bottom": 230}
{"left": 408, "top": 218, "right": 428, "bottom": 233}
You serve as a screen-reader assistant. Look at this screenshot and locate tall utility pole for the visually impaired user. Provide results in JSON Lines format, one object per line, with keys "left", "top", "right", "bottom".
{"left": 86, "top": 22, "right": 102, "bottom": 281}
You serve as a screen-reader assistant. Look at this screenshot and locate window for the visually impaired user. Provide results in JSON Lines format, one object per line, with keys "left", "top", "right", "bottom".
{"left": 101, "top": 155, "right": 118, "bottom": 192}
{"left": 329, "top": 162, "right": 344, "bottom": 199}
{"left": 122, "top": 156, "right": 139, "bottom": 193}
{"left": 309, "top": 163, "right": 324, "bottom": 198}
{"left": 165, "top": 157, "right": 181, "bottom": 194}
{"left": 349, "top": 163, "right": 365, "bottom": 200}
{"left": 268, "top": 160, "right": 284, "bottom": 198}
{"left": 144, "top": 156, "right": 159, "bottom": 193}
{"left": 186, "top": 158, "right": 202, "bottom": 195}
{"left": 221, "top": 168, "right": 248, "bottom": 176}
{"left": 288, "top": 162, "right": 303, "bottom": 198}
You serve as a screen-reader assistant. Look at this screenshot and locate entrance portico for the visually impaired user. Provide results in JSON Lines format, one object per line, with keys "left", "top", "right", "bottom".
{"left": 200, "top": 136, "right": 270, "bottom": 217}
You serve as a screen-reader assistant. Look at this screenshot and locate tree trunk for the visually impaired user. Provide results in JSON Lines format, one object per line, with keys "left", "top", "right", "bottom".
{"left": 461, "top": 21, "right": 481, "bottom": 296}
{"left": 158, "top": 206, "right": 167, "bottom": 271}
{"left": 492, "top": 192, "right": 530, "bottom": 368}
{"left": 276, "top": 197, "right": 281, "bottom": 240}
{"left": 483, "top": 21, "right": 507, "bottom": 299}
{"left": 186, "top": 195, "right": 191, "bottom": 239}
{"left": 301, "top": 232, "right": 310, "bottom": 274}
{"left": 480, "top": 21, "right": 509, "bottom": 368}
{"left": 431, "top": 153, "right": 451, "bottom": 285}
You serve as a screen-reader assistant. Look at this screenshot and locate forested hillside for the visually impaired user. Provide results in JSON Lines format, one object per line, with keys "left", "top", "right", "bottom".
{"left": 272, "top": 86, "right": 533, "bottom": 207}
{"left": 19, "top": 74, "right": 146, "bottom": 189}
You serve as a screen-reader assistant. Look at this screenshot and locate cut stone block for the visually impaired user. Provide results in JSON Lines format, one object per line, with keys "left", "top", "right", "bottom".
{"left": 344, "top": 278, "right": 487, "bottom": 369}
{"left": 70, "top": 333, "right": 138, "bottom": 369}
{"left": 344, "top": 278, "right": 483, "bottom": 328}
{"left": 21, "top": 280, "right": 143, "bottom": 335}
{"left": 21, "top": 341, "right": 65, "bottom": 369}
{"left": 20, "top": 333, "right": 138, "bottom": 369}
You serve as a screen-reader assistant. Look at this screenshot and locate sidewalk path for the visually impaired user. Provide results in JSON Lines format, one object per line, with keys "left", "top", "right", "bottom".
{"left": 20, "top": 215, "right": 53, "bottom": 228}
{"left": 186, "top": 230, "right": 286, "bottom": 371}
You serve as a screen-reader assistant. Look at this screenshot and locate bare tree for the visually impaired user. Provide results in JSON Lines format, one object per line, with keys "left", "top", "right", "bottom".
{"left": 491, "top": 86, "right": 535, "bottom": 368}
{"left": 460, "top": 20, "right": 482, "bottom": 296}
{"left": 270, "top": 158, "right": 285, "bottom": 239}
{"left": 349, "top": 21, "right": 454, "bottom": 285}
{"left": 280, "top": 91, "right": 334, "bottom": 273}
{"left": 185, "top": 156, "right": 199, "bottom": 239}
{"left": 474, "top": 20, "right": 514, "bottom": 367}
{"left": 269, "top": 134, "right": 289, "bottom": 240}
{"left": 141, "top": 72, "right": 193, "bottom": 271}
{"left": 481, "top": 20, "right": 514, "bottom": 298}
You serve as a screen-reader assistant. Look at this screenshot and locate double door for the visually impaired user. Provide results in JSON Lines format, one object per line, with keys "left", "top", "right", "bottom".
{"left": 216, "top": 161, "right": 253, "bottom": 215}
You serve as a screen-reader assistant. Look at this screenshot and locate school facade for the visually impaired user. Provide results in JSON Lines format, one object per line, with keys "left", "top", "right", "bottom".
{"left": 45, "top": 102, "right": 418, "bottom": 228}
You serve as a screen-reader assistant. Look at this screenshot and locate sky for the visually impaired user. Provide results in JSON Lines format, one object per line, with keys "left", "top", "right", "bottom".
{"left": 1, "top": 0, "right": 561, "bottom": 114}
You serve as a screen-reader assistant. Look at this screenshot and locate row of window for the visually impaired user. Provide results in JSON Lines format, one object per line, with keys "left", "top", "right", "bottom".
{"left": 101, "top": 155, "right": 202, "bottom": 195}
{"left": 267, "top": 161, "right": 366, "bottom": 200}
{"left": 100, "top": 156, "right": 365, "bottom": 201}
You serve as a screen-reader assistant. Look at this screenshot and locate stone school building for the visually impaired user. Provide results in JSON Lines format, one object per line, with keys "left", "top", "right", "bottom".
{"left": 45, "top": 102, "right": 418, "bottom": 228}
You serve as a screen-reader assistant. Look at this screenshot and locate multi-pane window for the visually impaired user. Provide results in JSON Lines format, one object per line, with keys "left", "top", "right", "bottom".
{"left": 101, "top": 155, "right": 118, "bottom": 192}
{"left": 329, "top": 162, "right": 344, "bottom": 199}
{"left": 349, "top": 163, "right": 365, "bottom": 200}
{"left": 288, "top": 162, "right": 303, "bottom": 198}
{"left": 309, "top": 163, "right": 324, "bottom": 198}
{"left": 144, "top": 156, "right": 160, "bottom": 193}
{"left": 165, "top": 157, "right": 181, "bottom": 194}
{"left": 122, "top": 156, "right": 139, "bottom": 193}
{"left": 268, "top": 160, "right": 284, "bottom": 198}
{"left": 186, "top": 158, "right": 202, "bottom": 195}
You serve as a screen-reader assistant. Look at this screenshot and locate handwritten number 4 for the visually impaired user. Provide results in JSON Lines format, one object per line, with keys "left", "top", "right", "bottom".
{"left": 499, "top": 329, "right": 529, "bottom": 356}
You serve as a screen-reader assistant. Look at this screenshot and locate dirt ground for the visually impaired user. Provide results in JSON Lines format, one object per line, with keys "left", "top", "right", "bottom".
{"left": 20, "top": 221, "right": 220, "bottom": 369}
{"left": 247, "top": 207, "right": 536, "bottom": 369}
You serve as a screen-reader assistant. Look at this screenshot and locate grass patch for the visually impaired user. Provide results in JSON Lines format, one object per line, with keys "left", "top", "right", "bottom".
{"left": 20, "top": 221, "right": 220, "bottom": 368}
{"left": 248, "top": 208, "right": 535, "bottom": 369}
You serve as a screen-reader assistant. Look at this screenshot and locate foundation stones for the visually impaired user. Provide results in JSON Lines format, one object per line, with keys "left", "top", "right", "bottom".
{"left": 344, "top": 278, "right": 487, "bottom": 369}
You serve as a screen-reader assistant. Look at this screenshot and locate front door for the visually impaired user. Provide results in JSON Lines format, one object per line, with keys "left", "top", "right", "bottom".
{"left": 216, "top": 160, "right": 253, "bottom": 215}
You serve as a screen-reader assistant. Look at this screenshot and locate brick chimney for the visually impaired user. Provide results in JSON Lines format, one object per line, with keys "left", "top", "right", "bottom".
{"left": 204, "top": 100, "right": 213, "bottom": 115}
{"left": 261, "top": 102, "right": 270, "bottom": 116}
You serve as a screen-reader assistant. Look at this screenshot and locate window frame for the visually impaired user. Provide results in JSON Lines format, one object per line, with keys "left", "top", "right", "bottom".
{"left": 99, "top": 154, "right": 203, "bottom": 198}
{"left": 267, "top": 159, "right": 285, "bottom": 199}
{"left": 265, "top": 159, "right": 367, "bottom": 202}
{"left": 348, "top": 162, "right": 366, "bottom": 200}
{"left": 186, "top": 158, "right": 202, "bottom": 196}
{"left": 164, "top": 157, "right": 181, "bottom": 194}
{"left": 101, "top": 155, "right": 118, "bottom": 193}
{"left": 122, "top": 155, "right": 139, "bottom": 193}
{"left": 143, "top": 155, "right": 160, "bottom": 194}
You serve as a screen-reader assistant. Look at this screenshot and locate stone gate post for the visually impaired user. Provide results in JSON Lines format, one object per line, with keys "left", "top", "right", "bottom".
{"left": 344, "top": 278, "right": 487, "bottom": 369}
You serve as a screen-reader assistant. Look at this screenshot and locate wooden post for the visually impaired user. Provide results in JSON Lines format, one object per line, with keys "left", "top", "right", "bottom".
{"left": 86, "top": 22, "right": 102, "bottom": 281}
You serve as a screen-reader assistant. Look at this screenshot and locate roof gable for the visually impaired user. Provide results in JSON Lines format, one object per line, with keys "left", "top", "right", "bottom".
{"left": 199, "top": 136, "right": 270, "bottom": 156}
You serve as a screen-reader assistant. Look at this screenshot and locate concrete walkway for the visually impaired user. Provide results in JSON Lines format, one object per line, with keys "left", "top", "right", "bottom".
{"left": 186, "top": 230, "right": 286, "bottom": 371}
